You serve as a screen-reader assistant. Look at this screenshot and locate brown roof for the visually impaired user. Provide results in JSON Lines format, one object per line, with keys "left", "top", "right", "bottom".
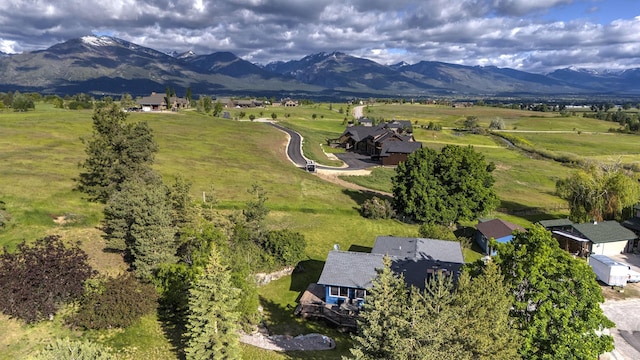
{"left": 477, "top": 219, "right": 525, "bottom": 239}
{"left": 137, "top": 92, "right": 165, "bottom": 105}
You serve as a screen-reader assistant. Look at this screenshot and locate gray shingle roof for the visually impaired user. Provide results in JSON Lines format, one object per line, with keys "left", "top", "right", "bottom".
{"left": 317, "top": 251, "right": 384, "bottom": 289}
{"left": 380, "top": 141, "right": 422, "bottom": 156}
{"left": 572, "top": 221, "right": 638, "bottom": 244}
{"left": 318, "top": 237, "right": 466, "bottom": 291}
{"left": 372, "top": 236, "right": 465, "bottom": 264}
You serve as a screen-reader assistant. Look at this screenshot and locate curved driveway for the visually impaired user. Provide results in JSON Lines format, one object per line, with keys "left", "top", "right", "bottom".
{"left": 267, "top": 122, "right": 374, "bottom": 171}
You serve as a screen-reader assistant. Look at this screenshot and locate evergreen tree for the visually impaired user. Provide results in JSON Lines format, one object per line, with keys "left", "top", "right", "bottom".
{"left": 350, "top": 256, "right": 409, "bottom": 360}
{"left": 103, "top": 177, "right": 176, "bottom": 279}
{"left": 495, "top": 225, "right": 614, "bottom": 359}
{"left": 453, "top": 262, "right": 520, "bottom": 360}
{"left": 76, "top": 104, "right": 158, "bottom": 203}
{"left": 406, "top": 275, "right": 469, "bottom": 360}
{"left": 183, "top": 244, "right": 241, "bottom": 360}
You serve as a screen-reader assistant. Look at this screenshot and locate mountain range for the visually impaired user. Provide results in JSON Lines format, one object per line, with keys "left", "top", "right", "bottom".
{"left": 1, "top": 35, "right": 638, "bottom": 100}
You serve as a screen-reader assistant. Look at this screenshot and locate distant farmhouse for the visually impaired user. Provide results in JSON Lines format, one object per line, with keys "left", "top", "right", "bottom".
{"left": 337, "top": 119, "right": 422, "bottom": 165}
{"left": 269, "top": 97, "right": 299, "bottom": 107}
{"left": 216, "top": 98, "right": 264, "bottom": 108}
{"left": 296, "top": 236, "right": 465, "bottom": 327}
{"left": 137, "top": 92, "right": 189, "bottom": 112}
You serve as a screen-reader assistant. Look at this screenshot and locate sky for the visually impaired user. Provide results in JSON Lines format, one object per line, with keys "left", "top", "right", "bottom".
{"left": 0, "top": 0, "right": 639, "bottom": 74}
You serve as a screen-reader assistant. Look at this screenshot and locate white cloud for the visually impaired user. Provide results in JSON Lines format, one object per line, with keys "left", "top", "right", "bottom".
{"left": 0, "top": 0, "right": 636, "bottom": 73}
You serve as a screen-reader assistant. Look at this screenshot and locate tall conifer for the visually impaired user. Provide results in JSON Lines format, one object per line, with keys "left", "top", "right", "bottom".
{"left": 183, "top": 244, "right": 241, "bottom": 360}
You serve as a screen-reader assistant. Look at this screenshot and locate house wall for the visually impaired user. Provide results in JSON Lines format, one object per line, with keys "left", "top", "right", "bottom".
{"left": 591, "top": 241, "right": 630, "bottom": 256}
{"left": 324, "top": 286, "right": 365, "bottom": 306}
{"left": 382, "top": 153, "right": 408, "bottom": 166}
{"left": 475, "top": 234, "right": 512, "bottom": 255}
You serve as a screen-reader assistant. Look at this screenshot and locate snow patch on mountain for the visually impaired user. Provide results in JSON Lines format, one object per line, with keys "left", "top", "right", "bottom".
{"left": 81, "top": 35, "right": 116, "bottom": 47}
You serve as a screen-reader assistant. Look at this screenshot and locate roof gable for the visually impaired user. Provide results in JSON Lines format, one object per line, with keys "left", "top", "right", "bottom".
{"left": 137, "top": 93, "right": 166, "bottom": 105}
{"left": 476, "top": 218, "right": 525, "bottom": 239}
{"left": 317, "top": 251, "right": 384, "bottom": 289}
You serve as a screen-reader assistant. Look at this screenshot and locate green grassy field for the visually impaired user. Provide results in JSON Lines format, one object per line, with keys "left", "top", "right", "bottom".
{"left": 1, "top": 101, "right": 636, "bottom": 358}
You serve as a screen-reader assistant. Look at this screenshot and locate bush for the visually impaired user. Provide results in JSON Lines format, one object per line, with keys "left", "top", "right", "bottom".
{"left": 0, "top": 235, "right": 95, "bottom": 323}
{"left": 31, "top": 338, "right": 114, "bottom": 360}
{"left": 69, "top": 273, "right": 158, "bottom": 329}
{"left": 418, "top": 223, "right": 457, "bottom": 240}
{"left": 361, "top": 197, "right": 395, "bottom": 219}
{"left": 263, "top": 229, "right": 307, "bottom": 266}
{"left": 489, "top": 117, "right": 505, "bottom": 130}
{"left": 0, "top": 200, "right": 10, "bottom": 228}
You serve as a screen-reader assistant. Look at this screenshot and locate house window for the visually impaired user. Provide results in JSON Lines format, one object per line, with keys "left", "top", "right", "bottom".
{"left": 329, "top": 286, "right": 350, "bottom": 298}
{"left": 354, "top": 289, "right": 366, "bottom": 299}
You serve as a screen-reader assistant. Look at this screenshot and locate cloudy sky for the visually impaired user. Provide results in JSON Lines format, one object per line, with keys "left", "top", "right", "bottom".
{"left": 1, "top": 0, "right": 638, "bottom": 73}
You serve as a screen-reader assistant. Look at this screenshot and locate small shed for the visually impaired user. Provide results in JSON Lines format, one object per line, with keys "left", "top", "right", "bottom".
{"left": 476, "top": 218, "right": 525, "bottom": 255}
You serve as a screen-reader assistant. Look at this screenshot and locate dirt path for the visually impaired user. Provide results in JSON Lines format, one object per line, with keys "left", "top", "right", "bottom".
{"left": 352, "top": 105, "right": 364, "bottom": 119}
{"left": 315, "top": 169, "right": 392, "bottom": 197}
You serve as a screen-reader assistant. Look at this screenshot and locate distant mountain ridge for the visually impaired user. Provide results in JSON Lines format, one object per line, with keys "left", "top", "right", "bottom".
{"left": 0, "top": 35, "right": 638, "bottom": 98}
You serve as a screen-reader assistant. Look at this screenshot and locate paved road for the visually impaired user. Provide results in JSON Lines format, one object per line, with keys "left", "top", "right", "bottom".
{"left": 267, "top": 122, "right": 375, "bottom": 171}
{"left": 267, "top": 122, "right": 307, "bottom": 168}
{"left": 601, "top": 299, "right": 640, "bottom": 360}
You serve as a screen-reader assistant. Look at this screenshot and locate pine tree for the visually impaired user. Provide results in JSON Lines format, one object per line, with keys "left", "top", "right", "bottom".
{"left": 103, "top": 177, "right": 176, "bottom": 279}
{"left": 453, "top": 262, "right": 520, "bottom": 360}
{"left": 76, "top": 103, "right": 158, "bottom": 203}
{"left": 350, "top": 256, "right": 409, "bottom": 360}
{"left": 406, "top": 275, "right": 469, "bottom": 360}
{"left": 183, "top": 244, "right": 241, "bottom": 360}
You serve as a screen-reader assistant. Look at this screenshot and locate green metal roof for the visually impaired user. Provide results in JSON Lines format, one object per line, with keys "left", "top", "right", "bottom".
{"left": 572, "top": 221, "right": 638, "bottom": 244}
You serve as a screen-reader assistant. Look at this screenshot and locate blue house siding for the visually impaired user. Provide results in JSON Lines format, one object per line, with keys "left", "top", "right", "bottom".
{"left": 476, "top": 219, "right": 525, "bottom": 255}
{"left": 324, "top": 286, "right": 366, "bottom": 306}
{"left": 476, "top": 234, "right": 514, "bottom": 255}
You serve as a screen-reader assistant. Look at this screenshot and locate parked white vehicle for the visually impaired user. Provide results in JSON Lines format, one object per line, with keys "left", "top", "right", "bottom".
{"left": 588, "top": 255, "right": 630, "bottom": 287}
{"left": 627, "top": 269, "right": 640, "bottom": 283}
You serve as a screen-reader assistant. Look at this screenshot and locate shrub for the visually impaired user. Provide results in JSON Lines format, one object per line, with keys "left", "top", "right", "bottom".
{"left": 489, "top": 117, "right": 505, "bottom": 130}
{"left": 31, "top": 338, "right": 114, "bottom": 360}
{"left": 69, "top": 273, "right": 158, "bottom": 329}
{"left": 418, "top": 223, "right": 457, "bottom": 240}
{"left": 0, "top": 200, "right": 10, "bottom": 228}
{"left": 0, "top": 235, "right": 95, "bottom": 323}
{"left": 263, "top": 229, "right": 307, "bottom": 266}
{"left": 361, "top": 197, "right": 395, "bottom": 219}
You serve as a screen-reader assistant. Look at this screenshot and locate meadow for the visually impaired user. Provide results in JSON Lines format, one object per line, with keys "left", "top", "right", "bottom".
{"left": 1, "top": 101, "right": 638, "bottom": 358}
